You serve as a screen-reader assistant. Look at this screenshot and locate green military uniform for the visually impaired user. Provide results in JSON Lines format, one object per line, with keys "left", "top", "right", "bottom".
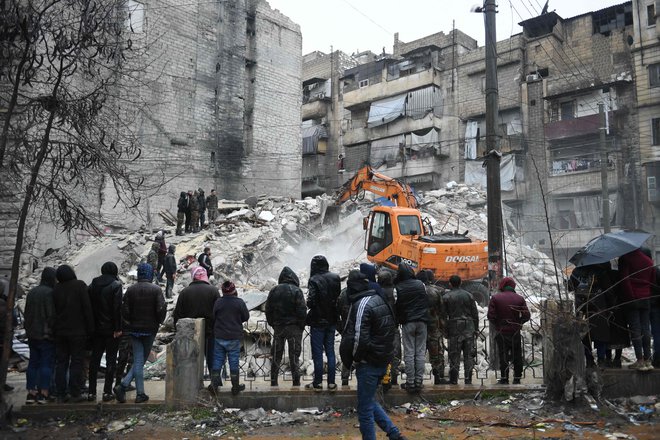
{"left": 442, "top": 286, "right": 479, "bottom": 384}
{"left": 425, "top": 283, "right": 448, "bottom": 384}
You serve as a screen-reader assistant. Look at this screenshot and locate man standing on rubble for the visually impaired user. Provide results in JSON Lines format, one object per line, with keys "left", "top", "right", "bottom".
{"left": 395, "top": 263, "right": 429, "bottom": 392}
{"left": 340, "top": 270, "right": 408, "bottom": 440}
{"left": 163, "top": 245, "right": 177, "bottom": 299}
{"left": 87, "top": 262, "right": 123, "bottom": 402}
{"left": 197, "top": 188, "right": 207, "bottom": 230}
{"left": 487, "top": 277, "right": 530, "bottom": 384}
{"left": 206, "top": 189, "right": 218, "bottom": 225}
{"left": 417, "top": 270, "right": 449, "bottom": 385}
{"left": 176, "top": 192, "right": 188, "bottom": 236}
{"left": 443, "top": 275, "right": 479, "bottom": 385}
{"left": 185, "top": 190, "right": 193, "bottom": 233}
{"left": 173, "top": 266, "right": 220, "bottom": 383}
{"left": 306, "top": 255, "right": 341, "bottom": 392}
{"left": 189, "top": 190, "right": 200, "bottom": 233}
{"left": 265, "top": 266, "right": 306, "bottom": 387}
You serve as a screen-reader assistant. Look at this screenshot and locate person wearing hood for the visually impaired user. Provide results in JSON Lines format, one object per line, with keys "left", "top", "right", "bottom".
{"left": 359, "top": 263, "right": 384, "bottom": 297}
{"left": 378, "top": 268, "right": 402, "bottom": 388}
{"left": 394, "top": 263, "right": 428, "bottom": 392}
{"left": 487, "top": 277, "right": 530, "bottom": 384}
{"left": 114, "top": 263, "right": 165, "bottom": 404}
{"left": 306, "top": 255, "right": 341, "bottom": 392}
{"left": 24, "top": 267, "right": 57, "bottom": 404}
{"left": 339, "top": 270, "right": 407, "bottom": 440}
{"left": 52, "top": 265, "right": 93, "bottom": 402}
{"left": 190, "top": 190, "right": 200, "bottom": 233}
{"left": 417, "top": 270, "right": 449, "bottom": 385}
{"left": 173, "top": 266, "right": 220, "bottom": 383}
{"left": 146, "top": 242, "right": 160, "bottom": 283}
{"left": 197, "top": 188, "right": 206, "bottom": 229}
{"left": 87, "top": 262, "right": 123, "bottom": 402}
{"left": 163, "top": 245, "right": 177, "bottom": 299}
{"left": 265, "top": 266, "right": 306, "bottom": 387}
{"left": 442, "top": 275, "right": 479, "bottom": 385}
{"left": 176, "top": 192, "right": 188, "bottom": 236}
{"left": 210, "top": 281, "right": 249, "bottom": 396}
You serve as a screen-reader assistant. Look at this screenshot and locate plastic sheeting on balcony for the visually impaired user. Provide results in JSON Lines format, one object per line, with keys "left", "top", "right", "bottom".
{"left": 371, "top": 134, "right": 404, "bottom": 168}
{"left": 367, "top": 94, "right": 407, "bottom": 127}
{"left": 302, "top": 124, "right": 328, "bottom": 155}
{"left": 406, "top": 86, "right": 443, "bottom": 119}
{"left": 464, "top": 154, "right": 519, "bottom": 191}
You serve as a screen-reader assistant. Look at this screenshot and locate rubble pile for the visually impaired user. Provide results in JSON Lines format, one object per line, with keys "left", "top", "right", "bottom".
{"left": 15, "top": 183, "right": 565, "bottom": 379}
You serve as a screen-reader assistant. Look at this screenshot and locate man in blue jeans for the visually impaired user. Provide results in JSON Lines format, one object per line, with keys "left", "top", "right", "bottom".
{"left": 340, "top": 270, "right": 407, "bottom": 440}
{"left": 114, "top": 263, "right": 166, "bottom": 403}
{"left": 210, "top": 280, "right": 249, "bottom": 395}
{"left": 305, "top": 255, "right": 341, "bottom": 392}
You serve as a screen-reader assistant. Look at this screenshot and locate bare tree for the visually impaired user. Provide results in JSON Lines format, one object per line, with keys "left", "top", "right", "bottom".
{"left": 0, "top": 0, "right": 162, "bottom": 415}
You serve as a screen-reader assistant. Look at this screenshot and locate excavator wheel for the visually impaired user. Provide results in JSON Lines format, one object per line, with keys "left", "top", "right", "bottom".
{"left": 462, "top": 281, "right": 490, "bottom": 307}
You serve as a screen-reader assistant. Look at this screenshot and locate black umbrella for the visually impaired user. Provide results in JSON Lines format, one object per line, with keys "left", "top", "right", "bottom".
{"left": 569, "top": 230, "right": 653, "bottom": 267}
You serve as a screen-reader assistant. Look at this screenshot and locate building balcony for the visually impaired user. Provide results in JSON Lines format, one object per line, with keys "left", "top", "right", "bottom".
{"left": 343, "top": 115, "right": 441, "bottom": 146}
{"left": 547, "top": 167, "right": 618, "bottom": 195}
{"left": 544, "top": 112, "right": 614, "bottom": 140}
{"left": 302, "top": 100, "right": 329, "bottom": 121}
{"left": 343, "top": 69, "right": 439, "bottom": 111}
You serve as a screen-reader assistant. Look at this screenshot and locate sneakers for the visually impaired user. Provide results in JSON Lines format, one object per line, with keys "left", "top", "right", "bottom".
{"left": 305, "top": 383, "right": 323, "bottom": 392}
{"left": 639, "top": 360, "right": 654, "bottom": 372}
{"left": 102, "top": 393, "right": 115, "bottom": 402}
{"left": 87, "top": 394, "right": 96, "bottom": 402}
{"left": 629, "top": 360, "right": 646, "bottom": 371}
{"left": 496, "top": 378, "right": 509, "bottom": 385}
{"left": 327, "top": 383, "right": 337, "bottom": 392}
{"left": 36, "top": 393, "right": 47, "bottom": 405}
{"left": 512, "top": 378, "right": 521, "bottom": 385}
{"left": 135, "top": 393, "right": 149, "bottom": 403}
{"left": 113, "top": 384, "right": 126, "bottom": 403}
{"left": 25, "top": 393, "right": 37, "bottom": 405}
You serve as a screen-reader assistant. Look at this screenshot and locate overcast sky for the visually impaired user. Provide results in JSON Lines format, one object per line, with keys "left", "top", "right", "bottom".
{"left": 266, "top": 0, "right": 629, "bottom": 55}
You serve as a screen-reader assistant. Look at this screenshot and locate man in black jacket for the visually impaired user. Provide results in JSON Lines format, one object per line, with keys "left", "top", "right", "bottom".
{"left": 53, "top": 265, "right": 94, "bottom": 402}
{"left": 198, "top": 247, "right": 213, "bottom": 278}
{"left": 198, "top": 188, "right": 206, "bottom": 229}
{"left": 395, "top": 263, "right": 429, "bottom": 392}
{"left": 265, "top": 267, "right": 306, "bottom": 386}
{"left": 306, "top": 255, "right": 341, "bottom": 392}
{"left": 173, "top": 266, "right": 220, "bottom": 383}
{"left": 340, "top": 270, "right": 407, "bottom": 440}
{"left": 176, "top": 192, "right": 188, "bottom": 236}
{"left": 163, "top": 245, "right": 177, "bottom": 299}
{"left": 88, "top": 262, "right": 123, "bottom": 402}
{"left": 114, "top": 263, "right": 165, "bottom": 404}
{"left": 24, "top": 267, "right": 57, "bottom": 404}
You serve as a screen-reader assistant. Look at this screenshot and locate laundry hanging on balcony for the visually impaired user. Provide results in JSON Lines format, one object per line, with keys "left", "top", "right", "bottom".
{"left": 464, "top": 120, "right": 479, "bottom": 159}
{"left": 367, "top": 94, "right": 407, "bottom": 127}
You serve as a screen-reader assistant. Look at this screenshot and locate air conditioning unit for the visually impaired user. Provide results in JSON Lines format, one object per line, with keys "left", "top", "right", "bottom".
{"left": 526, "top": 73, "right": 540, "bottom": 82}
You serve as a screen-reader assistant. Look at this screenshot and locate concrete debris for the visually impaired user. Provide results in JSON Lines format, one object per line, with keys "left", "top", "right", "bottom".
{"left": 16, "top": 184, "right": 565, "bottom": 379}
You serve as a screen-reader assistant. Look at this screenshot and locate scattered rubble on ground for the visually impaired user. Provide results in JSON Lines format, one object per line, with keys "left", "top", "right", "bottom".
{"left": 14, "top": 184, "right": 566, "bottom": 378}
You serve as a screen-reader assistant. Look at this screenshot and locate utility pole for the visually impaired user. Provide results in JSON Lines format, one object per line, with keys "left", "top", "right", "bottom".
{"left": 599, "top": 103, "right": 611, "bottom": 233}
{"left": 484, "top": 0, "right": 503, "bottom": 290}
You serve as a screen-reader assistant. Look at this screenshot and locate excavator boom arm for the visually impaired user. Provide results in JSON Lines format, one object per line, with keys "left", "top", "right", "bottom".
{"left": 335, "top": 166, "right": 417, "bottom": 208}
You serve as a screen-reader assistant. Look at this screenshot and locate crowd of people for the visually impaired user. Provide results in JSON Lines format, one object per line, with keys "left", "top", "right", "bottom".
{"left": 570, "top": 247, "right": 660, "bottom": 371}
{"left": 176, "top": 189, "right": 218, "bottom": 235}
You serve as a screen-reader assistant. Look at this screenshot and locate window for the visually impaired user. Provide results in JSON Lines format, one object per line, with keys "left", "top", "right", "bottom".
{"left": 592, "top": 4, "right": 633, "bottom": 35}
{"left": 650, "top": 63, "right": 660, "bottom": 88}
{"left": 648, "top": 4, "right": 656, "bottom": 26}
{"left": 560, "top": 101, "right": 575, "bottom": 120}
{"left": 126, "top": 0, "right": 144, "bottom": 33}
{"left": 367, "top": 212, "right": 392, "bottom": 256}
{"left": 358, "top": 79, "right": 369, "bottom": 88}
{"left": 653, "top": 118, "right": 660, "bottom": 146}
{"left": 397, "top": 215, "right": 422, "bottom": 236}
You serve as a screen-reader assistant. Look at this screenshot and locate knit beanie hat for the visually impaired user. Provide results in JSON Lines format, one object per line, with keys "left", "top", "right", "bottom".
{"left": 498, "top": 276, "right": 516, "bottom": 292}
{"left": 191, "top": 266, "right": 209, "bottom": 283}
{"left": 221, "top": 280, "right": 237, "bottom": 296}
{"left": 137, "top": 262, "right": 154, "bottom": 281}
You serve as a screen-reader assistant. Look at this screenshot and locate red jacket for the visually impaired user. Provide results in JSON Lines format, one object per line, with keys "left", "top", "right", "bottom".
{"left": 487, "top": 290, "right": 530, "bottom": 335}
{"left": 619, "top": 249, "right": 655, "bottom": 301}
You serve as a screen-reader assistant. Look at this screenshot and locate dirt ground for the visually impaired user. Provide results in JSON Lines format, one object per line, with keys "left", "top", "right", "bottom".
{"left": 2, "top": 402, "right": 658, "bottom": 440}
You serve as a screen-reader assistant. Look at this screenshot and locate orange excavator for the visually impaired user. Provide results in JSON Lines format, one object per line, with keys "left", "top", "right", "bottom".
{"left": 335, "top": 166, "right": 490, "bottom": 304}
